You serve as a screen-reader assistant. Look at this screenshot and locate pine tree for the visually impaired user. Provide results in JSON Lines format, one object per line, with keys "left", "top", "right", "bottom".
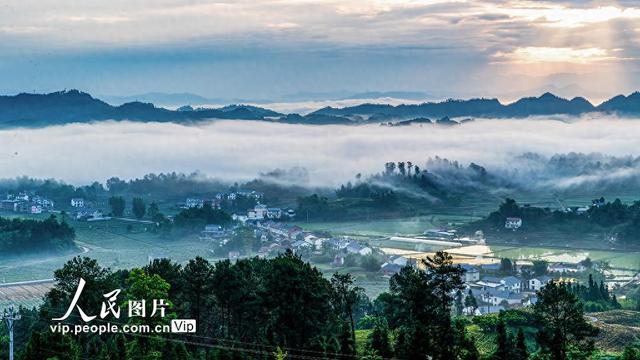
{"left": 514, "top": 328, "right": 528, "bottom": 360}
{"left": 493, "top": 319, "right": 510, "bottom": 360}
{"left": 465, "top": 289, "right": 478, "bottom": 312}
{"left": 534, "top": 281, "right": 599, "bottom": 360}
{"left": 455, "top": 289, "right": 464, "bottom": 316}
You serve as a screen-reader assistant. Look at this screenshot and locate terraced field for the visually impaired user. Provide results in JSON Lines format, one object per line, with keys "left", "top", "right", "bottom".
{"left": 0, "top": 280, "right": 54, "bottom": 311}
{"left": 590, "top": 310, "right": 640, "bottom": 352}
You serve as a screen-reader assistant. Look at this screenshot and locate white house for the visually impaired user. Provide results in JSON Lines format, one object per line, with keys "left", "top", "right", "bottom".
{"left": 460, "top": 264, "right": 480, "bottom": 283}
{"left": 500, "top": 276, "right": 522, "bottom": 293}
{"left": 70, "top": 198, "right": 85, "bottom": 208}
{"left": 185, "top": 198, "right": 204, "bottom": 209}
{"left": 477, "top": 277, "right": 505, "bottom": 290}
{"left": 30, "top": 205, "right": 43, "bottom": 214}
{"left": 505, "top": 217, "right": 522, "bottom": 230}
{"left": 548, "top": 263, "right": 584, "bottom": 274}
{"left": 303, "top": 234, "right": 326, "bottom": 250}
{"left": 267, "top": 208, "right": 283, "bottom": 219}
{"left": 345, "top": 243, "right": 373, "bottom": 256}
{"left": 529, "top": 276, "right": 552, "bottom": 291}
{"left": 255, "top": 204, "right": 268, "bottom": 218}
{"left": 482, "top": 289, "right": 524, "bottom": 306}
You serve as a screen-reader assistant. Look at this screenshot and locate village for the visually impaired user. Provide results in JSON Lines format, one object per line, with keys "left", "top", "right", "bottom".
{"left": 0, "top": 189, "right": 634, "bottom": 318}
{"left": 190, "top": 195, "right": 606, "bottom": 316}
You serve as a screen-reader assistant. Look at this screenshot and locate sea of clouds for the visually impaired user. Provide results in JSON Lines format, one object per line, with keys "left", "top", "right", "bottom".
{"left": 1, "top": 116, "right": 639, "bottom": 188}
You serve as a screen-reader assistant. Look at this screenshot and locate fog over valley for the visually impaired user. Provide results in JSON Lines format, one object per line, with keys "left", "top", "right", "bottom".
{"left": 2, "top": 116, "right": 640, "bottom": 189}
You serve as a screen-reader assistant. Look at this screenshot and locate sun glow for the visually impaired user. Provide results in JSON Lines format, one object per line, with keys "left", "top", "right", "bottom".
{"left": 498, "top": 4, "right": 640, "bottom": 28}
{"left": 498, "top": 46, "right": 612, "bottom": 64}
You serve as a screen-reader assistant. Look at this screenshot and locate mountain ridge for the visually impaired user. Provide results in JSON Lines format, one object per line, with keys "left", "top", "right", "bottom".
{"left": 0, "top": 89, "right": 638, "bottom": 128}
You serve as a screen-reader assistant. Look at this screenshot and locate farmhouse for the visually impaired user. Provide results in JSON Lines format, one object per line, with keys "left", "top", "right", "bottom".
{"left": 200, "top": 224, "right": 226, "bottom": 240}
{"left": 70, "top": 198, "right": 85, "bottom": 208}
{"left": 476, "top": 276, "right": 505, "bottom": 290}
{"left": 501, "top": 276, "right": 522, "bottom": 293}
{"left": 548, "top": 262, "right": 585, "bottom": 274}
{"left": 0, "top": 200, "right": 19, "bottom": 211}
{"left": 505, "top": 217, "right": 522, "bottom": 230}
{"left": 529, "top": 275, "right": 552, "bottom": 291}
{"left": 345, "top": 243, "right": 373, "bottom": 256}
{"left": 460, "top": 264, "right": 480, "bottom": 283}
{"left": 482, "top": 288, "right": 524, "bottom": 306}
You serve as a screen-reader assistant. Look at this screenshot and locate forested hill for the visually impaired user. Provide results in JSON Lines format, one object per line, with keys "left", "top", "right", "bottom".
{"left": 311, "top": 92, "right": 640, "bottom": 119}
{"left": 1, "top": 90, "right": 640, "bottom": 128}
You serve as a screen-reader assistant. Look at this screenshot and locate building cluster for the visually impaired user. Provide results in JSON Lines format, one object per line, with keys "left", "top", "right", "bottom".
{"left": 0, "top": 193, "right": 55, "bottom": 214}
{"left": 70, "top": 197, "right": 105, "bottom": 221}
{"left": 378, "top": 254, "right": 590, "bottom": 315}
{"left": 181, "top": 190, "right": 265, "bottom": 210}
{"left": 252, "top": 221, "right": 373, "bottom": 261}
{"left": 233, "top": 203, "right": 295, "bottom": 222}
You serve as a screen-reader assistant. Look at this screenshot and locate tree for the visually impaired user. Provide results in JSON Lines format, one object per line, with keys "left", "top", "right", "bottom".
{"left": 331, "top": 273, "right": 365, "bottom": 352}
{"left": 21, "top": 331, "right": 81, "bottom": 360}
{"left": 532, "top": 260, "right": 548, "bottom": 276}
{"left": 514, "top": 328, "right": 528, "bottom": 360}
{"left": 499, "top": 258, "right": 515, "bottom": 274}
{"left": 424, "top": 252, "right": 465, "bottom": 360}
{"left": 465, "top": 289, "right": 478, "bottom": 312}
{"left": 386, "top": 251, "right": 465, "bottom": 360}
{"left": 493, "top": 319, "right": 510, "bottom": 360}
{"left": 455, "top": 290, "right": 464, "bottom": 316}
{"left": 123, "top": 268, "right": 173, "bottom": 358}
{"left": 533, "top": 281, "right": 598, "bottom": 360}
{"left": 109, "top": 196, "right": 126, "bottom": 217}
{"left": 621, "top": 344, "right": 640, "bottom": 360}
{"left": 368, "top": 320, "right": 392, "bottom": 359}
{"left": 132, "top": 197, "right": 146, "bottom": 219}
{"left": 148, "top": 202, "right": 160, "bottom": 219}
{"left": 182, "top": 257, "right": 214, "bottom": 333}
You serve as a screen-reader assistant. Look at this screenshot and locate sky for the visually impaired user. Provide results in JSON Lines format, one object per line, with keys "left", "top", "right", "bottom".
{"left": 1, "top": 0, "right": 640, "bottom": 103}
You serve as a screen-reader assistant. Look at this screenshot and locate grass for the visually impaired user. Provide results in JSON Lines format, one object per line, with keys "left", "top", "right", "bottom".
{"left": 355, "top": 329, "right": 372, "bottom": 355}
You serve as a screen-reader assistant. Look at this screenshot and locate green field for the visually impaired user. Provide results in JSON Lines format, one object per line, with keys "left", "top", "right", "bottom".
{"left": 490, "top": 246, "right": 640, "bottom": 271}
{"left": 0, "top": 217, "right": 220, "bottom": 283}
{"left": 301, "top": 214, "right": 482, "bottom": 237}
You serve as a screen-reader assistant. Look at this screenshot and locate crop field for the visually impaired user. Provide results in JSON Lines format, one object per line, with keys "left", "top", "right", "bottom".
{"left": 0, "top": 280, "right": 54, "bottom": 311}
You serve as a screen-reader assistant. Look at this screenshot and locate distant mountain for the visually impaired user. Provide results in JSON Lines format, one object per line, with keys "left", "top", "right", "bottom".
{"left": 0, "top": 90, "right": 279, "bottom": 127}
{"left": 100, "top": 92, "right": 219, "bottom": 106}
{"left": 311, "top": 92, "right": 604, "bottom": 119}
{"left": 597, "top": 92, "right": 640, "bottom": 114}
{"left": 0, "top": 90, "right": 353, "bottom": 127}
{"left": 0, "top": 90, "right": 639, "bottom": 129}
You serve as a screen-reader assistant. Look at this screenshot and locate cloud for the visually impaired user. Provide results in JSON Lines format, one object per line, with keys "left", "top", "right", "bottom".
{"left": 495, "top": 47, "right": 614, "bottom": 64}
{"left": 2, "top": 116, "right": 640, "bottom": 188}
{"left": 62, "top": 15, "right": 131, "bottom": 24}
{"left": 0, "top": 0, "right": 639, "bottom": 99}
{"left": 494, "top": 3, "right": 640, "bottom": 28}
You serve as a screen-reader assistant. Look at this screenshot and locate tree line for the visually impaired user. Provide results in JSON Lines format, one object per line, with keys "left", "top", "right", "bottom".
{"left": 0, "top": 215, "right": 75, "bottom": 255}
{"left": 0, "top": 251, "right": 615, "bottom": 360}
